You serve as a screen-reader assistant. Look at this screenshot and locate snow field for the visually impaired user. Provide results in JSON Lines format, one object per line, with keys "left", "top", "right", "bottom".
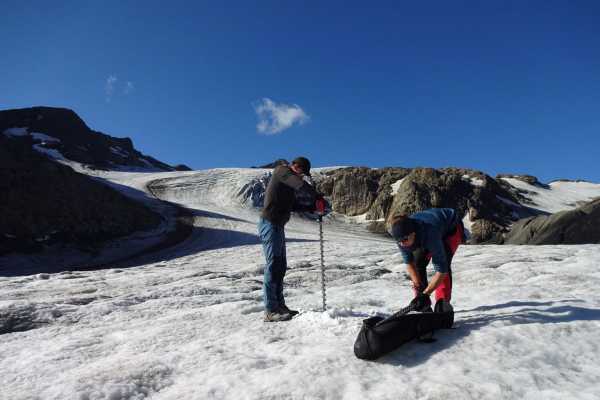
{"left": 2, "top": 168, "right": 600, "bottom": 399}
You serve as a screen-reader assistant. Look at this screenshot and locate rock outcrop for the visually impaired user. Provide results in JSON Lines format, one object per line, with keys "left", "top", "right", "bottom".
{"left": 315, "top": 166, "right": 542, "bottom": 243}
{"left": 502, "top": 198, "right": 600, "bottom": 244}
{"left": 173, "top": 164, "right": 193, "bottom": 171}
{"left": 317, "top": 167, "right": 410, "bottom": 218}
{"left": 0, "top": 125, "right": 162, "bottom": 256}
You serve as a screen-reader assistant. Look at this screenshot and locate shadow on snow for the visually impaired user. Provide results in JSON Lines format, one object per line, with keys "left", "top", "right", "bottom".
{"left": 377, "top": 299, "right": 596, "bottom": 367}
{"left": 0, "top": 174, "right": 317, "bottom": 276}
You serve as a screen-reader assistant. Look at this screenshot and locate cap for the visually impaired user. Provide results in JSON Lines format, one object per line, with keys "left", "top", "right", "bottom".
{"left": 292, "top": 156, "right": 311, "bottom": 176}
{"left": 388, "top": 215, "right": 417, "bottom": 240}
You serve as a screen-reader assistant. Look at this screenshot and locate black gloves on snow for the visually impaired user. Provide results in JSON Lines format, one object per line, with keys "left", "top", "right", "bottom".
{"left": 410, "top": 292, "right": 431, "bottom": 311}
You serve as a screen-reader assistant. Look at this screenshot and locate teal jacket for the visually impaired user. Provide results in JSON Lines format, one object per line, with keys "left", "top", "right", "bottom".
{"left": 397, "top": 208, "right": 461, "bottom": 273}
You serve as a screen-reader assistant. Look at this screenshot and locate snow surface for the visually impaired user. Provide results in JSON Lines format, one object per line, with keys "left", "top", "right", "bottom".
{"left": 31, "top": 132, "right": 61, "bottom": 143}
{"left": 501, "top": 178, "right": 600, "bottom": 214}
{"left": 2, "top": 169, "right": 600, "bottom": 400}
{"left": 32, "top": 144, "right": 66, "bottom": 161}
{"left": 110, "top": 146, "right": 130, "bottom": 158}
{"left": 2, "top": 128, "right": 61, "bottom": 144}
{"left": 3, "top": 127, "right": 29, "bottom": 137}
{"left": 462, "top": 174, "right": 485, "bottom": 187}
{"left": 390, "top": 178, "right": 405, "bottom": 194}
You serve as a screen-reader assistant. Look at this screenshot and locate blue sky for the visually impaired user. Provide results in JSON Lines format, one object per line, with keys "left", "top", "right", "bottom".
{"left": 2, "top": 1, "right": 599, "bottom": 182}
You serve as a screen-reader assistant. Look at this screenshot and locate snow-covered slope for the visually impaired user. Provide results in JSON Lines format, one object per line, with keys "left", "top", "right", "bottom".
{"left": 2, "top": 169, "right": 600, "bottom": 400}
{"left": 501, "top": 177, "right": 600, "bottom": 214}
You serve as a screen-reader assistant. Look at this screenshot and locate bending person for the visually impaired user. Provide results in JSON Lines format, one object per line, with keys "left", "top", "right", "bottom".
{"left": 388, "top": 208, "right": 464, "bottom": 319}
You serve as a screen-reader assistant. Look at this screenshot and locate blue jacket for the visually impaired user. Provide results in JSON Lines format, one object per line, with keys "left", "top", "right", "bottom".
{"left": 397, "top": 208, "right": 461, "bottom": 273}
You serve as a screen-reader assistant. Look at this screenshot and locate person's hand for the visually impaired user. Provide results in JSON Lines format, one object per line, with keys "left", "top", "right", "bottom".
{"left": 315, "top": 198, "right": 326, "bottom": 215}
{"left": 409, "top": 292, "right": 431, "bottom": 312}
{"left": 412, "top": 281, "right": 426, "bottom": 293}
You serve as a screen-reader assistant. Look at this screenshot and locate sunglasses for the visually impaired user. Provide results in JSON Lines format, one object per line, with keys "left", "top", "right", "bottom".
{"left": 398, "top": 235, "right": 411, "bottom": 242}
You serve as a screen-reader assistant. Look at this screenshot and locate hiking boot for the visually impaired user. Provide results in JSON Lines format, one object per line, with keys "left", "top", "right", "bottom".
{"left": 264, "top": 310, "right": 292, "bottom": 322}
{"left": 279, "top": 304, "right": 299, "bottom": 316}
{"left": 434, "top": 299, "right": 454, "bottom": 328}
{"left": 434, "top": 299, "right": 453, "bottom": 313}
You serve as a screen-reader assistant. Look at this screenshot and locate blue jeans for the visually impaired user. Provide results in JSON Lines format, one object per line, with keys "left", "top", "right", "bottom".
{"left": 258, "top": 218, "right": 287, "bottom": 312}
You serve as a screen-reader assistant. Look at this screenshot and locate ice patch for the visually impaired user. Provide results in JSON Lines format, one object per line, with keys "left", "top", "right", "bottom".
{"left": 31, "top": 132, "right": 61, "bottom": 144}
{"left": 391, "top": 178, "right": 405, "bottom": 194}
{"left": 138, "top": 157, "right": 154, "bottom": 168}
{"left": 463, "top": 174, "right": 485, "bottom": 187}
{"left": 110, "top": 146, "right": 130, "bottom": 158}
{"left": 3, "top": 127, "right": 29, "bottom": 137}
{"left": 33, "top": 144, "right": 66, "bottom": 160}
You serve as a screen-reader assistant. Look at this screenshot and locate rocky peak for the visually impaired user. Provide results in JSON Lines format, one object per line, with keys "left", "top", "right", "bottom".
{"left": 0, "top": 106, "right": 175, "bottom": 171}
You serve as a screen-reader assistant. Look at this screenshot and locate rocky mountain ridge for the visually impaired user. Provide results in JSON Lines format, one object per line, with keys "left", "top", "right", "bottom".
{"left": 0, "top": 106, "right": 183, "bottom": 258}
{"left": 0, "top": 106, "right": 186, "bottom": 171}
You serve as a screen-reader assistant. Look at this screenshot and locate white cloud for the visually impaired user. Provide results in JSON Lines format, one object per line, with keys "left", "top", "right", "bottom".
{"left": 105, "top": 75, "right": 117, "bottom": 102}
{"left": 124, "top": 81, "right": 134, "bottom": 95}
{"left": 253, "top": 98, "right": 310, "bottom": 135}
{"left": 104, "top": 76, "right": 135, "bottom": 101}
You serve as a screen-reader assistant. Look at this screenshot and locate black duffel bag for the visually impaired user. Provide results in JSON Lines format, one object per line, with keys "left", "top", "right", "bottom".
{"left": 354, "top": 310, "right": 453, "bottom": 360}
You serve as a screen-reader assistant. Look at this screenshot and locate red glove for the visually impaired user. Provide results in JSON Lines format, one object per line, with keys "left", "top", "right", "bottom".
{"left": 316, "top": 198, "right": 326, "bottom": 214}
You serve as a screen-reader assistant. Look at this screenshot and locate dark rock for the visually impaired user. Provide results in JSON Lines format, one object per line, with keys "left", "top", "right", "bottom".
{"left": 173, "top": 164, "right": 193, "bottom": 171}
{"left": 551, "top": 179, "right": 591, "bottom": 183}
{"left": 0, "top": 106, "right": 177, "bottom": 171}
{"left": 315, "top": 167, "right": 410, "bottom": 217}
{"left": 253, "top": 159, "right": 289, "bottom": 169}
{"left": 503, "top": 198, "right": 600, "bottom": 244}
{"left": 318, "top": 167, "right": 380, "bottom": 216}
{"left": 366, "top": 168, "right": 411, "bottom": 220}
{"left": 0, "top": 135, "right": 161, "bottom": 256}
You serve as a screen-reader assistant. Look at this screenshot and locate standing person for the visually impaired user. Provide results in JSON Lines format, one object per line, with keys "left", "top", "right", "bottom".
{"left": 387, "top": 208, "right": 465, "bottom": 318}
{"left": 258, "top": 157, "right": 325, "bottom": 322}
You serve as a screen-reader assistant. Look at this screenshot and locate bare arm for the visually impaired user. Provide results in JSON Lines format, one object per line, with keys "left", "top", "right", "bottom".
{"left": 423, "top": 272, "right": 448, "bottom": 295}
{"left": 406, "top": 261, "right": 424, "bottom": 290}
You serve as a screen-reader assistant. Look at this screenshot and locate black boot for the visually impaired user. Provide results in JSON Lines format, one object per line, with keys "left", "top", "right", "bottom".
{"left": 434, "top": 299, "right": 454, "bottom": 328}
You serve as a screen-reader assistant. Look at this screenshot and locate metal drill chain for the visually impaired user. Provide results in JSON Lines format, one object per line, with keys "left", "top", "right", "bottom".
{"left": 319, "top": 216, "right": 327, "bottom": 312}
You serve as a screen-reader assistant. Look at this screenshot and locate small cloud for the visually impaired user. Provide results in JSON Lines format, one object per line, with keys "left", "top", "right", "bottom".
{"left": 105, "top": 75, "right": 117, "bottom": 102}
{"left": 253, "top": 98, "right": 310, "bottom": 135}
{"left": 123, "top": 81, "right": 134, "bottom": 95}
